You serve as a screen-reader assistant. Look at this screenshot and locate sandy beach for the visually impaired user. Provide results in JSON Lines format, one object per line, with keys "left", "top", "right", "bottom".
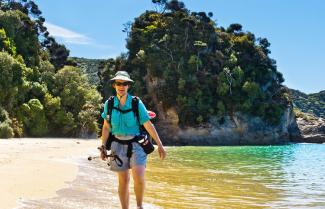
{"left": 0, "top": 138, "right": 99, "bottom": 209}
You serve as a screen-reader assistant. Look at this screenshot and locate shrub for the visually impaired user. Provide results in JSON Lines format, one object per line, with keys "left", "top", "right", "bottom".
{"left": 0, "top": 122, "right": 14, "bottom": 138}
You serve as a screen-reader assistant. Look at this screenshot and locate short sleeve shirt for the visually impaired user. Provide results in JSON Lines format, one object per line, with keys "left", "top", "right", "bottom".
{"left": 101, "top": 94, "right": 150, "bottom": 136}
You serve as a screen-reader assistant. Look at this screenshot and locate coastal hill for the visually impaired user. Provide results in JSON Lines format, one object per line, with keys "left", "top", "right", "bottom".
{"left": 67, "top": 57, "right": 104, "bottom": 85}
{"left": 289, "top": 89, "right": 325, "bottom": 118}
{"left": 0, "top": 0, "right": 324, "bottom": 144}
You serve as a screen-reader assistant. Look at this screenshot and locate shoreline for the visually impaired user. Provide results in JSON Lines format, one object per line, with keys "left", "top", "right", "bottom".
{"left": 1, "top": 138, "right": 324, "bottom": 208}
{"left": 0, "top": 138, "right": 99, "bottom": 209}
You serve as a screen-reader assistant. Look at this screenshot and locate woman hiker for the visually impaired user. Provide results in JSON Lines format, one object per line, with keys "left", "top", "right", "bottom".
{"left": 99, "top": 71, "right": 167, "bottom": 209}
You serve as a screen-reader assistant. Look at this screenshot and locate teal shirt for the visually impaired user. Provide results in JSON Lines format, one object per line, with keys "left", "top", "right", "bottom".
{"left": 101, "top": 94, "right": 150, "bottom": 136}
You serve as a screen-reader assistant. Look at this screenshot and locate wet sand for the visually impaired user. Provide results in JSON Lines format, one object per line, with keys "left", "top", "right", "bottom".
{"left": 0, "top": 138, "right": 99, "bottom": 209}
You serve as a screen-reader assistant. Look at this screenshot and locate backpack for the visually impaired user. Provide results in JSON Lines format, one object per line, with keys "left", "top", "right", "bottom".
{"left": 105, "top": 95, "right": 149, "bottom": 150}
{"left": 106, "top": 95, "right": 144, "bottom": 129}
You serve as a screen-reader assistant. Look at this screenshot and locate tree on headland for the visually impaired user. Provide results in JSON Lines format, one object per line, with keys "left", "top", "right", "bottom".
{"left": 99, "top": 0, "right": 290, "bottom": 126}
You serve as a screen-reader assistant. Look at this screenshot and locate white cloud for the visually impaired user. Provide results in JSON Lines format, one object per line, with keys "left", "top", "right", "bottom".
{"left": 44, "top": 22, "right": 92, "bottom": 45}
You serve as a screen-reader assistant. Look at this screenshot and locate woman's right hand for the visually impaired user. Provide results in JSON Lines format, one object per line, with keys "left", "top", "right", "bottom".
{"left": 99, "top": 145, "right": 107, "bottom": 160}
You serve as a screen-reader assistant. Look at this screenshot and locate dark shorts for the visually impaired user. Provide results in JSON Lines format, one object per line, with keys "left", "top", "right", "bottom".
{"left": 109, "top": 141, "right": 147, "bottom": 172}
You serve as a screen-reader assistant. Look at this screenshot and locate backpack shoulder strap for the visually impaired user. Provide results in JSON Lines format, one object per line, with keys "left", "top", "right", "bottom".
{"left": 131, "top": 96, "right": 149, "bottom": 134}
{"left": 131, "top": 96, "right": 140, "bottom": 124}
{"left": 107, "top": 96, "right": 115, "bottom": 125}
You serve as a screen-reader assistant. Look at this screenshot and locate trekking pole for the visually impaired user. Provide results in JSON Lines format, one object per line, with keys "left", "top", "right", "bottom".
{"left": 87, "top": 155, "right": 100, "bottom": 161}
{"left": 87, "top": 153, "right": 123, "bottom": 167}
{"left": 87, "top": 154, "right": 115, "bottom": 161}
{"left": 87, "top": 146, "right": 109, "bottom": 161}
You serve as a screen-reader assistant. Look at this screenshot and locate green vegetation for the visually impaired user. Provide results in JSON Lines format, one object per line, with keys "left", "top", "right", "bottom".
{"left": 293, "top": 108, "right": 316, "bottom": 121}
{"left": 0, "top": 0, "right": 101, "bottom": 138}
{"left": 68, "top": 57, "right": 106, "bottom": 85}
{"left": 290, "top": 89, "right": 325, "bottom": 118}
{"left": 99, "top": 0, "right": 289, "bottom": 126}
{"left": 3, "top": 0, "right": 320, "bottom": 139}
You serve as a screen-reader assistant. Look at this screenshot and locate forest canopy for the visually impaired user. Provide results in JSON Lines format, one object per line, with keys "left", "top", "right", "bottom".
{"left": 0, "top": 0, "right": 101, "bottom": 138}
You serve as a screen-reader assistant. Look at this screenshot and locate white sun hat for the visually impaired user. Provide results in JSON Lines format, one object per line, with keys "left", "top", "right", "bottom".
{"left": 110, "top": 71, "right": 134, "bottom": 82}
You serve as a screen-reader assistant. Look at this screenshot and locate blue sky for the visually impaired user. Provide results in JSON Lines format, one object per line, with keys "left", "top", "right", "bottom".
{"left": 34, "top": 0, "right": 325, "bottom": 94}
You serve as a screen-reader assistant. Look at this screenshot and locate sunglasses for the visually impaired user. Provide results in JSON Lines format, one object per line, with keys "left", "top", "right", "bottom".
{"left": 114, "top": 82, "right": 129, "bottom": 86}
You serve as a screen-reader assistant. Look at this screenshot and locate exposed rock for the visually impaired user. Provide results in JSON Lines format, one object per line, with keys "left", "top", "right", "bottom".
{"left": 145, "top": 73, "right": 304, "bottom": 145}
{"left": 156, "top": 106, "right": 300, "bottom": 145}
{"left": 165, "top": 107, "right": 179, "bottom": 126}
{"left": 295, "top": 116, "right": 325, "bottom": 143}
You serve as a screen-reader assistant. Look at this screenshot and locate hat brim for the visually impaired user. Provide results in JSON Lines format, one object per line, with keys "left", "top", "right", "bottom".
{"left": 110, "top": 76, "right": 134, "bottom": 82}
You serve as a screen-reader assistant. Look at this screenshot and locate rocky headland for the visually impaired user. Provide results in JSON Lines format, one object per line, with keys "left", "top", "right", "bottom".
{"left": 294, "top": 115, "right": 325, "bottom": 143}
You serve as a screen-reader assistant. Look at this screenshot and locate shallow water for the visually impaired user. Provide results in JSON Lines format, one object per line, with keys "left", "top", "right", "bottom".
{"left": 19, "top": 143, "right": 325, "bottom": 208}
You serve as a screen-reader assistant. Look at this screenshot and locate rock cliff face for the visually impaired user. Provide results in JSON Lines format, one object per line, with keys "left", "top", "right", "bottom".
{"left": 155, "top": 106, "right": 301, "bottom": 145}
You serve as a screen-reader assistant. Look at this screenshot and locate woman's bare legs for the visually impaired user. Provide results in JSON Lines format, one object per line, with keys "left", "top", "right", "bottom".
{"left": 118, "top": 170, "right": 130, "bottom": 209}
{"left": 132, "top": 165, "right": 146, "bottom": 209}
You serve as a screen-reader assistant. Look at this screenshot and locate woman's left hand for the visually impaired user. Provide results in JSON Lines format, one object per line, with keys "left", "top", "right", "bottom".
{"left": 158, "top": 145, "right": 167, "bottom": 160}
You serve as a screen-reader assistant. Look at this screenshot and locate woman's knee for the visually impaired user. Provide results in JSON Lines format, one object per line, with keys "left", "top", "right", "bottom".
{"left": 132, "top": 166, "right": 146, "bottom": 183}
{"left": 118, "top": 171, "right": 130, "bottom": 185}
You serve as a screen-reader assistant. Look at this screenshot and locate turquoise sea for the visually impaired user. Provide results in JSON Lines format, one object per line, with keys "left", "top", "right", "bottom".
{"left": 20, "top": 143, "right": 325, "bottom": 209}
